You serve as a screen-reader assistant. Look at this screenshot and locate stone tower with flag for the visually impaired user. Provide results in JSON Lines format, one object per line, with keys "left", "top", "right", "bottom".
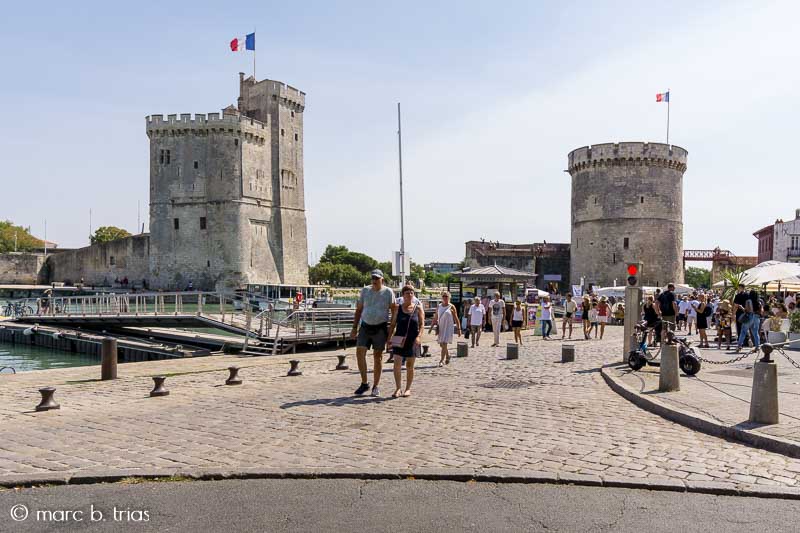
{"left": 145, "top": 74, "right": 309, "bottom": 290}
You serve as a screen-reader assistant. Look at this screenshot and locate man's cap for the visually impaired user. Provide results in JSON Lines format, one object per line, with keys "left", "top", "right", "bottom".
{"left": 370, "top": 269, "right": 384, "bottom": 279}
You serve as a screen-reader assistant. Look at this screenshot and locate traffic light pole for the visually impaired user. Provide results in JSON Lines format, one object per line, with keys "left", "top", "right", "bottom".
{"left": 623, "top": 286, "right": 642, "bottom": 363}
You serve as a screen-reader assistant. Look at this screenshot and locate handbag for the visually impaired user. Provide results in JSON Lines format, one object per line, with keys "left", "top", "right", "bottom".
{"left": 391, "top": 303, "right": 418, "bottom": 349}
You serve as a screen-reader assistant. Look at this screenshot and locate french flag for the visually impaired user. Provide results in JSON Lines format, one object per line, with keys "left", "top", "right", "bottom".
{"left": 230, "top": 33, "right": 255, "bottom": 52}
{"left": 656, "top": 91, "right": 670, "bottom": 103}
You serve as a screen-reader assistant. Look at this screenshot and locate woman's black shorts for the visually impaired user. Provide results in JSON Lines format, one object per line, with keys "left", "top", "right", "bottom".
{"left": 511, "top": 320, "right": 523, "bottom": 328}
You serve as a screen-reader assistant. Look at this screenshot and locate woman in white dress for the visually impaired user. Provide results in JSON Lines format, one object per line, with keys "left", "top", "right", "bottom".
{"left": 431, "top": 291, "right": 461, "bottom": 366}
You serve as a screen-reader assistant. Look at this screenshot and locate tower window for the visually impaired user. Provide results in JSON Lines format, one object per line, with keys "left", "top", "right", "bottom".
{"left": 110, "top": 256, "right": 115, "bottom": 266}
{"left": 612, "top": 253, "right": 616, "bottom": 264}
{"left": 173, "top": 218, "right": 179, "bottom": 230}
{"left": 640, "top": 196, "right": 644, "bottom": 203}
{"left": 594, "top": 197, "right": 597, "bottom": 204}
{"left": 207, "top": 260, "right": 211, "bottom": 267}
{"left": 194, "top": 161, "right": 199, "bottom": 169}
{"left": 294, "top": 133, "right": 298, "bottom": 141}
{"left": 281, "top": 129, "right": 285, "bottom": 136}
{"left": 200, "top": 217, "right": 207, "bottom": 230}
{"left": 624, "top": 237, "right": 629, "bottom": 249}
{"left": 291, "top": 111, "right": 295, "bottom": 118}
{"left": 234, "top": 139, "right": 239, "bottom": 147}
{"left": 159, "top": 149, "right": 171, "bottom": 165}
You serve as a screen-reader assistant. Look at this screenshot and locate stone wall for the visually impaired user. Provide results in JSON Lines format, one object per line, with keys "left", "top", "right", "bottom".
{"left": 0, "top": 253, "right": 46, "bottom": 284}
{"left": 45, "top": 235, "right": 150, "bottom": 287}
{"left": 568, "top": 142, "right": 687, "bottom": 288}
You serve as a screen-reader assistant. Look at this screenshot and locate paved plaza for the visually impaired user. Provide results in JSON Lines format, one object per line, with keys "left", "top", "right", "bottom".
{"left": 606, "top": 339, "right": 800, "bottom": 448}
{"left": 3, "top": 327, "right": 800, "bottom": 493}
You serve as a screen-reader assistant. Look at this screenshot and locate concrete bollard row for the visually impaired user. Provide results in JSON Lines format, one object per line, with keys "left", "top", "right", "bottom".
{"left": 457, "top": 342, "right": 468, "bottom": 358}
{"left": 561, "top": 344, "right": 575, "bottom": 363}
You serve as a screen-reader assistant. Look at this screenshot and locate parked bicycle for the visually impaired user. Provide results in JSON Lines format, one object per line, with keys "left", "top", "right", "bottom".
{"left": 1, "top": 301, "right": 35, "bottom": 318}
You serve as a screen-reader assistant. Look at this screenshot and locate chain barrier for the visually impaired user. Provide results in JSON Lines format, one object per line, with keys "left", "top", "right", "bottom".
{"left": 775, "top": 347, "right": 800, "bottom": 371}
{"left": 693, "top": 348, "right": 758, "bottom": 365}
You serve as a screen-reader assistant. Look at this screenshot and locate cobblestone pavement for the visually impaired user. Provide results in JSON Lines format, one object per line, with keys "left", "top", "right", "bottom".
{"left": 609, "top": 338, "right": 800, "bottom": 443}
{"left": 4, "top": 327, "right": 800, "bottom": 489}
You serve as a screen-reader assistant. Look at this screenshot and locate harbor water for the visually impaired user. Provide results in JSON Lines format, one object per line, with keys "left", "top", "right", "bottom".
{"left": 0, "top": 342, "right": 99, "bottom": 373}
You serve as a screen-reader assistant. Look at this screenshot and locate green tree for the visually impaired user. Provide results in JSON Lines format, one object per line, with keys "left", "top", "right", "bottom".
{"left": 0, "top": 221, "right": 44, "bottom": 253}
{"left": 684, "top": 267, "right": 711, "bottom": 289}
{"left": 309, "top": 262, "right": 368, "bottom": 287}
{"left": 90, "top": 226, "right": 132, "bottom": 245}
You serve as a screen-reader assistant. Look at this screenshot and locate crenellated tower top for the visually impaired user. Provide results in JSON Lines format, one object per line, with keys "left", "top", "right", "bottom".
{"left": 568, "top": 142, "right": 688, "bottom": 174}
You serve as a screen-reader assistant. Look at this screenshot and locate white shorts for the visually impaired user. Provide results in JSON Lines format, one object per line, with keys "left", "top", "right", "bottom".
{"left": 687, "top": 315, "right": 697, "bottom": 325}
{"left": 597, "top": 315, "right": 608, "bottom": 324}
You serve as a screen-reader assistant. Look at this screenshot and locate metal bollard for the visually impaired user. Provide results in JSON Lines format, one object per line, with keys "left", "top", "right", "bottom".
{"left": 421, "top": 345, "right": 430, "bottom": 357}
{"left": 288, "top": 360, "right": 302, "bottom": 376}
{"left": 457, "top": 342, "right": 468, "bottom": 358}
{"left": 335, "top": 355, "right": 349, "bottom": 370}
{"left": 150, "top": 376, "right": 170, "bottom": 397}
{"left": 659, "top": 344, "right": 680, "bottom": 392}
{"left": 36, "top": 387, "right": 60, "bottom": 411}
{"left": 226, "top": 366, "right": 242, "bottom": 385}
{"left": 101, "top": 338, "right": 118, "bottom": 380}
{"left": 506, "top": 343, "right": 519, "bottom": 360}
{"left": 749, "top": 345, "right": 779, "bottom": 424}
{"left": 562, "top": 344, "right": 575, "bottom": 363}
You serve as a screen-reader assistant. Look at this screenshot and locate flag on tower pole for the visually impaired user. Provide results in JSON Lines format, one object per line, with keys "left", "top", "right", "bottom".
{"left": 656, "top": 90, "right": 670, "bottom": 144}
{"left": 230, "top": 32, "right": 256, "bottom": 79}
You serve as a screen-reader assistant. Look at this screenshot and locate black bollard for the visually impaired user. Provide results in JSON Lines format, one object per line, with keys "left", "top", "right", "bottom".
{"left": 335, "top": 355, "right": 349, "bottom": 370}
{"left": 288, "top": 360, "right": 302, "bottom": 376}
{"left": 506, "top": 343, "right": 519, "bottom": 360}
{"left": 150, "top": 376, "right": 170, "bottom": 397}
{"left": 101, "top": 338, "right": 118, "bottom": 380}
{"left": 36, "top": 387, "right": 60, "bottom": 412}
{"left": 226, "top": 366, "right": 242, "bottom": 385}
{"left": 422, "top": 345, "right": 430, "bottom": 357}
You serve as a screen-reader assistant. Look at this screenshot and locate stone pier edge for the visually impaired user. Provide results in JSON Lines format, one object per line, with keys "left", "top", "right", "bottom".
{"left": 601, "top": 363, "right": 800, "bottom": 461}
{"left": 2, "top": 465, "right": 800, "bottom": 499}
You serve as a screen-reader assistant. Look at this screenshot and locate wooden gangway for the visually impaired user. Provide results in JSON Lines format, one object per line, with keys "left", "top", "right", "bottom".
{"left": 13, "top": 291, "right": 355, "bottom": 355}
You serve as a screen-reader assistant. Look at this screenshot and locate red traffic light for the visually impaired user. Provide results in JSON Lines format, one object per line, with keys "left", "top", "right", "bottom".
{"left": 627, "top": 264, "right": 638, "bottom": 276}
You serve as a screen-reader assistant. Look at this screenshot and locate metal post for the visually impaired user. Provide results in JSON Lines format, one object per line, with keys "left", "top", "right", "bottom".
{"left": 101, "top": 338, "right": 118, "bottom": 380}
{"left": 397, "top": 102, "right": 407, "bottom": 286}
{"left": 623, "top": 286, "right": 642, "bottom": 363}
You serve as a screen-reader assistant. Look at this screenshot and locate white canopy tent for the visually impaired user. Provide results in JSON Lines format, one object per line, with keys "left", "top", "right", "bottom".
{"left": 712, "top": 261, "right": 800, "bottom": 291}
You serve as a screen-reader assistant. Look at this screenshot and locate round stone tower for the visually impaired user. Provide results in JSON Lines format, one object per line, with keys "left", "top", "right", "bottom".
{"left": 567, "top": 142, "right": 687, "bottom": 289}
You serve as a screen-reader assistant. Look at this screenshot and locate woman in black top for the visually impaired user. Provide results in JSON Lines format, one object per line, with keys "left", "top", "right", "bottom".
{"left": 386, "top": 286, "right": 425, "bottom": 398}
{"left": 643, "top": 295, "right": 660, "bottom": 345}
{"left": 695, "top": 294, "right": 710, "bottom": 348}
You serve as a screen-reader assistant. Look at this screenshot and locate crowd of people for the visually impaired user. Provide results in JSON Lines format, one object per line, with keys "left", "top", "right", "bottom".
{"left": 643, "top": 283, "right": 798, "bottom": 352}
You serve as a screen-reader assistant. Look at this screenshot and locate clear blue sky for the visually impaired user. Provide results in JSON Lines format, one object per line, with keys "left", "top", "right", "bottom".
{"left": 1, "top": 0, "right": 798, "bottom": 265}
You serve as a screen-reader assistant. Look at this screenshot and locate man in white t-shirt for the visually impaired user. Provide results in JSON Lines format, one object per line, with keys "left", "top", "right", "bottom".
{"left": 786, "top": 294, "right": 797, "bottom": 308}
{"left": 468, "top": 296, "right": 486, "bottom": 347}
{"left": 489, "top": 292, "right": 506, "bottom": 347}
{"left": 687, "top": 296, "right": 700, "bottom": 335}
{"left": 677, "top": 296, "right": 691, "bottom": 331}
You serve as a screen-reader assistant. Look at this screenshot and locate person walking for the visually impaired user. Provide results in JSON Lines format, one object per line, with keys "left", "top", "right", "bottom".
{"left": 736, "top": 298, "right": 760, "bottom": 352}
{"left": 562, "top": 293, "right": 577, "bottom": 339}
{"left": 733, "top": 286, "right": 750, "bottom": 346}
{"left": 468, "top": 296, "right": 486, "bottom": 347}
{"left": 686, "top": 294, "right": 699, "bottom": 335}
{"left": 581, "top": 295, "right": 592, "bottom": 340}
{"left": 656, "top": 283, "right": 679, "bottom": 341}
{"left": 540, "top": 296, "right": 554, "bottom": 339}
{"left": 717, "top": 300, "right": 733, "bottom": 350}
{"left": 588, "top": 300, "right": 599, "bottom": 339}
{"left": 386, "top": 285, "right": 424, "bottom": 398}
{"left": 512, "top": 300, "right": 525, "bottom": 345}
{"left": 388, "top": 281, "right": 421, "bottom": 363}
{"left": 677, "top": 296, "right": 690, "bottom": 331}
{"left": 643, "top": 295, "right": 660, "bottom": 346}
{"left": 431, "top": 291, "right": 461, "bottom": 366}
{"left": 350, "top": 269, "right": 396, "bottom": 397}
{"left": 597, "top": 296, "right": 610, "bottom": 339}
{"left": 489, "top": 292, "right": 506, "bottom": 347}
{"left": 695, "top": 294, "right": 711, "bottom": 348}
